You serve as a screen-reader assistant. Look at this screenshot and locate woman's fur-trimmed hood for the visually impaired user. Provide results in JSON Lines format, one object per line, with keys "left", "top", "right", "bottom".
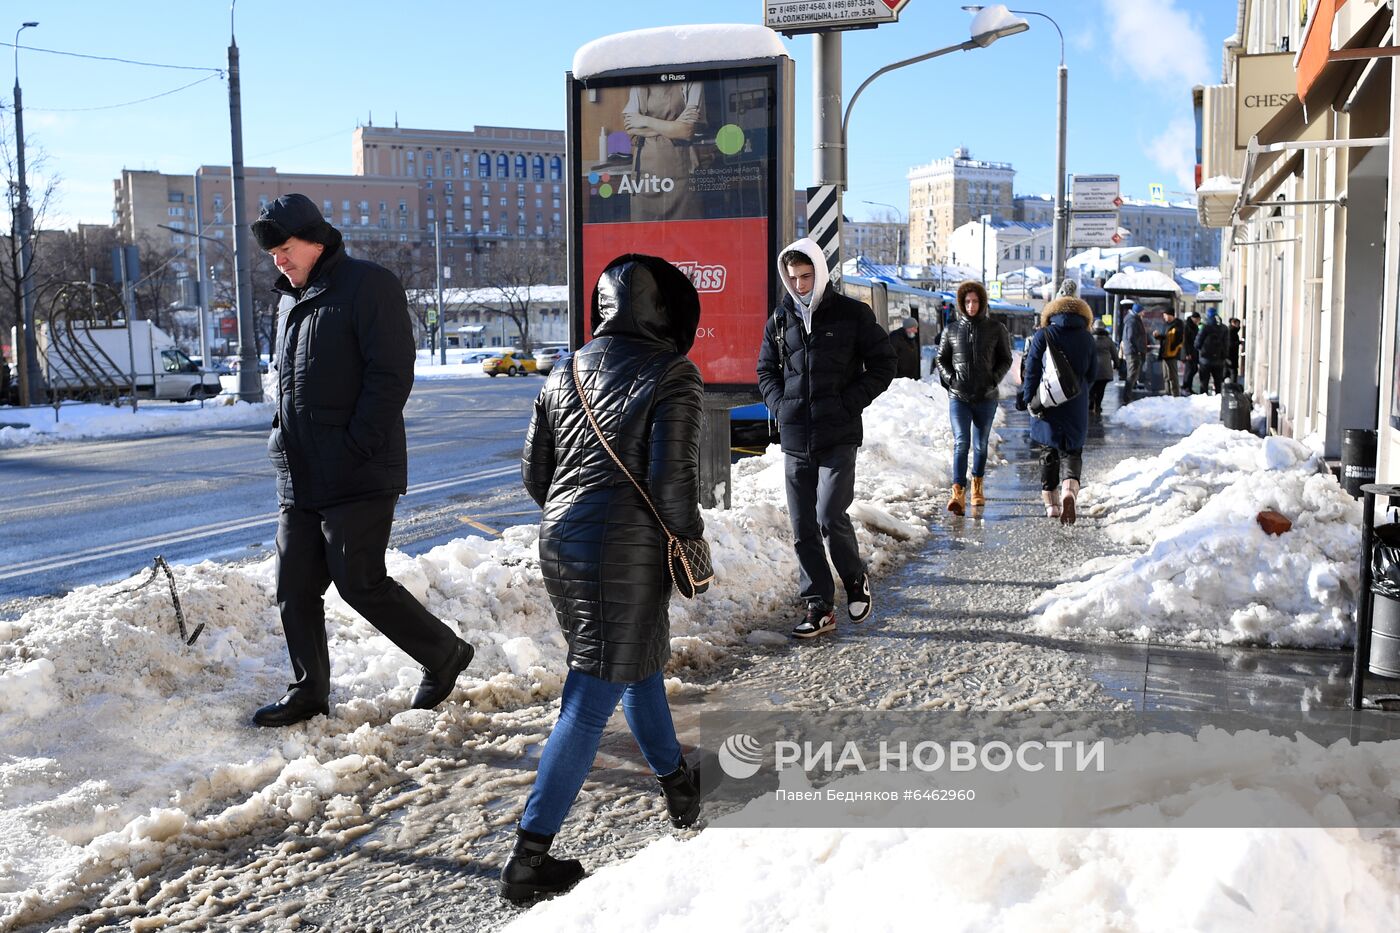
{"left": 955, "top": 280, "right": 989, "bottom": 319}
{"left": 1040, "top": 295, "right": 1094, "bottom": 328}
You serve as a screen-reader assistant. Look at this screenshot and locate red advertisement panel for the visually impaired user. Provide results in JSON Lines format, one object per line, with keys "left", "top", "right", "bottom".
{"left": 583, "top": 217, "right": 768, "bottom": 385}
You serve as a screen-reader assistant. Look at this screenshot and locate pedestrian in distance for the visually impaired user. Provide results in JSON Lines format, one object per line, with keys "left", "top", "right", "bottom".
{"left": 1182, "top": 311, "right": 1201, "bottom": 394}
{"left": 1196, "top": 309, "right": 1230, "bottom": 394}
{"left": 1226, "top": 316, "right": 1244, "bottom": 384}
{"left": 507, "top": 254, "right": 710, "bottom": 903}
{"left": 889, "top": 315, "right": 922, "bottom": 381}
{"left": 757, "top": 237, "right": 896, "bottom": 639}
{"left": 1156, "top": 307, "right": 1184, "bottom": 397}
{"left": 1016, "top": 282, "right": 1097, "bottom": 524}
{"left": 1089, "top": 315, "right": 1119, "bottom": 417}
{"left": 1120, "top": 301, "right": 1149, "bottom": 395}
{"left": 251, "top": 194, "right": 474, "bottom": 728}
{"left": 937, "top": 280, "right": 1012, "bottom": 514}
{"left": 0, "top": 352, "right": 10, "bottom": 405}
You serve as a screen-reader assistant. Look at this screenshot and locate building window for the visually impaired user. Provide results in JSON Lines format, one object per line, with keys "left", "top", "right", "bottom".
{"left": 499, "top": 197, "right": 507, "bottom": 207}
{"left": 478, "top": 153, "right": 491, "bottom": 178}
{"left": 406, "top": 152, "right": 416, "bottom": 177}
{"left": 342, "top": 200, "right": 351, "bottom": 212}
{"left": 497, "top": 154, "right": 509, "bottom": 177}
{"left": 532, "top": 155, "right": 544, "bottom": 179}
{"left": 445, "top": 181, "right": 453, "bottom": 193}
{"left": 214, "top": 229, "right": 225, "bottom": 239}
{"left": 514, "top": 154, "right": 526, "bottom": 178}
{"left": 399, "top": 199, "right": 408, "bottom": 212}
{"left": 535, "top": 225, "right": 543, "bottom": 236}
{"left": 167, "top": 207, "right": 184, "bottom": 217}
{"left": 552, "top": 197, "right": 560, "bottom": 209}
{"left": 427, "top": 209, "right": 435, "bottom": 221}
{"left": 425, "top": 180, "right": 433, "bottom": 190}
{"left": 444, "top": 162, "right": 453, "bottom": 177}
{"left": 212, "top": 195, "right": 224, "bottom": 210}
{"left": 517, "top": 197, "right": 526, "bottom": 208}
{"left": 214, "top": 211, "right": 225, "bottom": 224}
{"left": 425, "top": 164, "right": 434, "bottom": 178}
{"left": 549, "top": 156, "right": 562, "bottom": 180}
{"left": 168, "top": 191, "right": 184, "bottom": 203}
{"left": 445, "top": 194, "right": 454, "bottom": 206}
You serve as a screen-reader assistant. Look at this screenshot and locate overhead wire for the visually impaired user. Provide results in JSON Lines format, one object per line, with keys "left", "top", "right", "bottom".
{"left": 26, "top": 73, "right": 224, "bottom": 113}
{"left": 0, "top": 41, "right": 222, "bottom": 73}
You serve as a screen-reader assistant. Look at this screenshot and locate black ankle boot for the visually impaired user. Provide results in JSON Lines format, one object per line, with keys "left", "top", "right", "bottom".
{"left": 658, "top": 758, "right": 703, "bottom": 828}
{"left": 499, "top": 828, "right": 585, "bottom": 903}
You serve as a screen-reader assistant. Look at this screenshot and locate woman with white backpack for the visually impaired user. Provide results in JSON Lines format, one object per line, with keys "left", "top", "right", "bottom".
{"left": 1016, "top": 281, "right": 1097, "bottom": 524}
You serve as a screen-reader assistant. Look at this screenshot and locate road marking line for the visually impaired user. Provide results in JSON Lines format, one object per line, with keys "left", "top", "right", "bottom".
{"left": 457, "top": 516, "right": 499, "bottom": 535}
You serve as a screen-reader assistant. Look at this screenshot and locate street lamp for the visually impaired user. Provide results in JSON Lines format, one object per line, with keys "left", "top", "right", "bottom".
{"left": 841, "top": 7, "right": 1028, "bottom": 161}
{"left": 861, "top": 199, "right": 906, "bottom": 267}
{"left": 962, "top": 5, "right": 1067, "bottom": 290}
{"left": 12, "top": 20, "right": 40, "bottom": 405}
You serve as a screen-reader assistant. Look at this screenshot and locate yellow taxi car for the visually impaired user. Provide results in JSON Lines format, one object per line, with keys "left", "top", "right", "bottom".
{"left": 482, "top": 351, "right": 539, "bottom": 377}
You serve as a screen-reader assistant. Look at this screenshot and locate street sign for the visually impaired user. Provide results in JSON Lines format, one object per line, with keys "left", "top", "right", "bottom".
{"left": 764, "top": 0, "right": 910, "bottom": 35}
{"left": 1069, "top": 211, "right": 1123, "bottom": 248}
{"left": 988, "top": 280, "right": 1003, "bottom": 299}
{"left": 1070, "top": 174, "right": 1122, "bottom": 211}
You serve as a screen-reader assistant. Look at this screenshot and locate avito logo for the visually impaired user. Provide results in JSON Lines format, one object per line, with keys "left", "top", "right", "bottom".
{"left": 718, "top": 733, "right": 764, "bottom": 779}
{"left": 674, "top": 262, "right": 727, "bottom": 293}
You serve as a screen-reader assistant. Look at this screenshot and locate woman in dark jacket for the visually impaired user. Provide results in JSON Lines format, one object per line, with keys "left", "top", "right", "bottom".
{"left": 1089, "top": 317, "right": 1119, "bottom": 417}
{"left": 937, "top": 280, "right": 1012, "bottom": 514}
{"left": 1018, "top": 284, "right": 1097, "bottom": 524}
{"left": 503, "top": 254, "right": 707, "bottom": 902}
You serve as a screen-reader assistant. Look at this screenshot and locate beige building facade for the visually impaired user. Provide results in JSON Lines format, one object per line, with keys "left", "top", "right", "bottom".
{"left": 1196, "top": 0, "right": 1391, "bottom": 462}
{"left": 907, "top": 148, "right": 1015, "bottom": 268}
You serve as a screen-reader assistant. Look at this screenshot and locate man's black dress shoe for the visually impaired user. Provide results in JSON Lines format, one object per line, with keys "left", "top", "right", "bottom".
{"left": 412, "top": 637, "right": 475, "bottom": 710}
{"left": 252, "top": 689, "right": 329, "bottom": 727}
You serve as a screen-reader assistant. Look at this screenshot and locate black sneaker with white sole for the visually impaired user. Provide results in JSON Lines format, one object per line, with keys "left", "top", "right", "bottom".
{"left": 845, "top": 573, "right": 872, "bottom": 623}
{"left": 791, "top": 604, "right": 836, "bottom": 639}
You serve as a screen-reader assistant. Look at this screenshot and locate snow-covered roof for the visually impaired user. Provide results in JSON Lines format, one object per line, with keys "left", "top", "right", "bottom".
{"left": 409, "top": 285, "right": 569, "bottom": 305}
{"left": 1103, "top": 269, "right": 1182, "bottom": 294}
{"left": 573, "top": 25, "right": 788, "bottom": 78}
{"left": 1197, "top": 175, "right": 1240, "bottom": 195}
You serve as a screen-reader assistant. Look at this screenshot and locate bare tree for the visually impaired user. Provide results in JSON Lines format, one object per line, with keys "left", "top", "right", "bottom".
{"left": 465, "top": 238, "right": 565, "bottom": 353}
{"left": 0, "top": 104, "right": 59, "bottom": 403}
{"left": 347, "top": 234, "right": 438, "bottom": 346}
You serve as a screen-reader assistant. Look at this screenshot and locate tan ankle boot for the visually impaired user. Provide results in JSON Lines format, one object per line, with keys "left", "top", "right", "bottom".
{"left": 947, "top": 484, "right": 966, "bottom": 515}
{"left": 1060, "top": 478, "right": 1080, "bottom": 526}
{"left": 1041, "top": 489, "right": 1061, "bottom": 518}
{"left": 970, "top": 477, "right": 985, "bottom": 507}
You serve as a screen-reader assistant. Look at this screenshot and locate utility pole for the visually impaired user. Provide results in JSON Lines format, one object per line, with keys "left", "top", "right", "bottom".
{"left": 813, "top": 31, "right": 844, "bottom": 287}
{"left": 227, "top": 1, "right": 263, "bottom": 402}
{"left": 12, "top": 21, "right": 42, "bottom": 405}
{"left": 193, "top": 171, "right": 210, "bottom": 368}
{"left": 434, "top": 221, "right": 446, "bottom": 365}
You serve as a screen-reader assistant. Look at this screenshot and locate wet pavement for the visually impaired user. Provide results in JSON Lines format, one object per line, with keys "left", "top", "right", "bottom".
{"left": 30, "top": 389, "right": 1400, "bottom": 932}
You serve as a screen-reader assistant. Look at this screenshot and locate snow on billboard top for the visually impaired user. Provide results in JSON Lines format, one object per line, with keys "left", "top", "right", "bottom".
{"left": 573, "top": 24, "right": 788, "bottom": 78}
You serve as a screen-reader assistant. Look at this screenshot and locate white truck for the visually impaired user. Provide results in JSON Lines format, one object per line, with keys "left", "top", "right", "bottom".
{"left": 36, "top": 320, "right": 222, "bottom": 401}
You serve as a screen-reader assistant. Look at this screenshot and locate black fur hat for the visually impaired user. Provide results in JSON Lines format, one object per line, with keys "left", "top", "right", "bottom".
{"left": 251, "top": 193, "right": 336, "bottom": 250}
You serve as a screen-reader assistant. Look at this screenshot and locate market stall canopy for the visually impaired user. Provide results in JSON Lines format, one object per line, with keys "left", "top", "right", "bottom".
{"left": 1102, "top": 269, "right": 1182, "bottom": 296}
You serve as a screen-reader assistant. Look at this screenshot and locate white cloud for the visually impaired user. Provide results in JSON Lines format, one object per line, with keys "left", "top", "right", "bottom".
{"left": 1145, "top": 115, "right": 1198, "bottom": 191}
{"left": 1100, "top": 0, "right": 1214, "bottom": 91}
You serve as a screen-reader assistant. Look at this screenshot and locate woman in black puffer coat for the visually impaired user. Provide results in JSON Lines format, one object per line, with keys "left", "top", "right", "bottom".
{"left": 501, "top": 254, "right": 707, "bottom": 903}
{"left": 936, "top": 280, "right": 1012, "bottom": 514}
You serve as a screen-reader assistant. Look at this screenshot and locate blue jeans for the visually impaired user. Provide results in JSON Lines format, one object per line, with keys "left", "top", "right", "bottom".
{"left": 520, "top": 668, "right": 683, "bottom": 837}
{"left": 949, "top": 397, "right": 999, "bottom": 486}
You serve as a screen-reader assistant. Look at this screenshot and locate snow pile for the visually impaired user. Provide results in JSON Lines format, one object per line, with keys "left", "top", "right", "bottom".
{"left": 0, "top": 398, "right": 274, "bottom": 450}
{"left": 573, "top": 25, "right": 787, "bottom": 78}
{"left": 1111, "top": 392, "right": 1221, "bottom": 434}
{"left": 1032, "top": 424, "right": 1361, "bottom": 646}
{"left": 507, "top": 726, "right": 1400, "bottom": 931}
{"left": 0, "top": 377, "right": 971, "bottom": 928}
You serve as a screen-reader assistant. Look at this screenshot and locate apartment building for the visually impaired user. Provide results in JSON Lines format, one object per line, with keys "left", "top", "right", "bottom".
{"left": 907, "top": 148, "right": 1015, "bottom": 267}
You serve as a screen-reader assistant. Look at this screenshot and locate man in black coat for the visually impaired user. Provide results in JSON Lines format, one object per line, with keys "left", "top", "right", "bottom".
{"left": 889, "top": 316, "right": 921, "bottom": 380}
{"left": 757, "top": 238, "right": 896, "bottom": 639}
{"left": 1182, "top": 311, "right": 1200, "bottom": 394}
{"left": 251, "top": 194, "right": 473, "bottom": 727}
{"left": 1195, "top": 309, "right": 1230, "bottom": 395}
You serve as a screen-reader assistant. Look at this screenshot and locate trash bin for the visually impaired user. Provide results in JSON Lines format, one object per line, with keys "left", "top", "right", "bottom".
{"left": 1368, "top": 524, "right": 1400, "bottom": 678}
{"left": 1342, "top": 428, "right": 1378, "bottom": 498}
{"left": 1220, "top": 383, "right": 1252, "bottom": 432}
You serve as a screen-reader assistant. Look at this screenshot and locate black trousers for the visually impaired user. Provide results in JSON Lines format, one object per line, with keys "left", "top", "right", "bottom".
{"left": 784, "top": 445, "right": 864, "bottom": 608}
{"left": 1182, "top": 355, "right": 1199, "bottom": 394}
{"left": 275, "top": 495, "right": 456, "bottom": 697}
{"left": 1199, "top": 363, "right": 1226, "bottom": 394}
{"left": 1040, "top": 446, "right": 1083, "bottom": 491}
{"left": 1089, "top": 379, "right": 1109, "bottom": 414}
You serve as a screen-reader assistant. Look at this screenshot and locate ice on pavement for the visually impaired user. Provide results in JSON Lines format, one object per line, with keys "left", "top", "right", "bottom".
{"left": 4, "top": 377, "right": 1395, "bottom": 929}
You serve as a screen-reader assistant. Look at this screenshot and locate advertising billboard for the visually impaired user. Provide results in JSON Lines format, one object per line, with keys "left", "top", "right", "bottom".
{"left": 568, "top": 59, "right": 794, "bottom": 391}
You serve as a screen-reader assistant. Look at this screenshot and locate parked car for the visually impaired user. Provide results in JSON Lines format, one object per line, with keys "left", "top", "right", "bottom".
{"left": 482, "top": 351, "right": 538, "bottom": 377}
{"left": 730, "top": 401, "right": 777, "bottom": 450}
{"left": 459, "top": 350, "right": 497, "bottom": 365}
{"left": 533, "top": 346, "right": 570, "bottom": 374}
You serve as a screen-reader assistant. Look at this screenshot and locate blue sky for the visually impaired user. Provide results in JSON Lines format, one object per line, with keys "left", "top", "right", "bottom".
{"left": 5, "top": 0, "right": 1236, "bottom": 229}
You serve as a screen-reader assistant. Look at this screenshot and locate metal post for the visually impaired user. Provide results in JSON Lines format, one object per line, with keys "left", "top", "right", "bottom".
{"left": 13, "top": 21, "right": 42, "bottom": 405}
{"left": 119, "top": 248, "right": 138, "bottom": 411}
{"left": 814, "top": 32, "right": 844, "bottom": 285}
{"left": 193, "top": 172, "right": 210, "bottom": 370}
{"left": 434, "top": 221, "right": 446, "bottom": 365}
{"left": 1052, "top": 61, "right": 1068, "bottom": 287}
{"left": 1354, "top": 486, "right": 1377, "bottom": 709}
{"left": 227, "top": 6, "right": 263, "bottom": 402}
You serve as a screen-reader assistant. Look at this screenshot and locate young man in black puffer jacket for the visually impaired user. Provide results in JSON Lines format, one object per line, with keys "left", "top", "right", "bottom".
{"left": 757, "top": 237, "right": 896, "bottom": 639}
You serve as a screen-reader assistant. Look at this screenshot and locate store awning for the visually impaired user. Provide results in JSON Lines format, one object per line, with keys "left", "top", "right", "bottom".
{"left": 1236, "top": 151, "right": 1305, "bottom": 222}
{"left": 1298, "top": 0, "right": 1394, "bottom": 115}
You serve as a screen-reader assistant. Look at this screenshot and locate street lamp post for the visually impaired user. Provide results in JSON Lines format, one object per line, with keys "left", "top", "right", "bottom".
{"left": 963, "top": 5, "right": 1067, "bottom": 289}
{"left": 12, "top": 20, "right": 41, "bottom": 406}
{"left": 815, "top": 5, "right": 1028, "bottom": 289}
{"left": 227, "top": 0, "right": 262, "bottom": 402}
{"left": 861, "top": 199, "right": 905, "bottom": 267}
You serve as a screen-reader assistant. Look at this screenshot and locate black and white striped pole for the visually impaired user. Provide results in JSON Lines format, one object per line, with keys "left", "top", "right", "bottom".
{"left": 807, "top": 184, "right": 843, "bottom": 289}
{"left": 812, "top": 32, "right": 845, "bottom": 290}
